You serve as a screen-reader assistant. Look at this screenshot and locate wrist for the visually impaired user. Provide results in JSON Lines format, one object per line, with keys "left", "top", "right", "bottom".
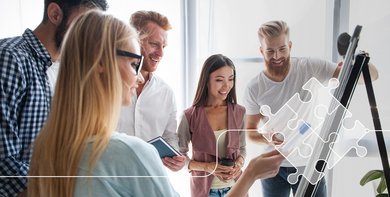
{"left": 203, "top": 162, "right": 212, "bottom": 172}
{"left": 187, "top": 159, "right": 192, "bottom": 173}
{"left": 235, "top": 156, "right": 244, "bottom": 168}
{"left": 245, "top": 162, "right": 257, "bottom": 182}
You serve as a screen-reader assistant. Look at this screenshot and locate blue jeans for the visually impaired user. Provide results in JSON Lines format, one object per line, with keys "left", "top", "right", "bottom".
{"left": 261, "top": 167, "right": 327, "bottom": 197}
{"left": 209, "top": 187, "right": 231, "bottom": 197}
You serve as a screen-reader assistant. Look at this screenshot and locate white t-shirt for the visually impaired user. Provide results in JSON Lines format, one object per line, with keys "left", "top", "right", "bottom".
{"left": 243, "top": 57, "right": 336, "bottom": 167}
{"left": 117, "top": 73, "right": 178, "bottom": 149}
{"left": 47, "top": 61, "right": 60, "bottom": 94}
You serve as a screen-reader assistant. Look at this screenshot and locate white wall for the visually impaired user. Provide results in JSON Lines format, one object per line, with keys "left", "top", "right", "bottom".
{"left": 195, "top": 0, "right": 331, "bottom": 105}
{"left": 0, "top": 0, "right": 185, "bottom": 113}
{"left": 0, "top": 0, "right": 43, "bottom": 38}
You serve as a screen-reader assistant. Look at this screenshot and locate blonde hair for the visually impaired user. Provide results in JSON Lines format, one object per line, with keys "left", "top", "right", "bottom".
{"left": 28, "top": 10, "right": 138, "bottom": 197}
{"left": 257, "top": 20, "right": 289, "bottom": 42}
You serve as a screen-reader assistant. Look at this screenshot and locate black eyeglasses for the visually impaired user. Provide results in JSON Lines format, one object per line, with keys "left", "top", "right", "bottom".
{"left": 116, "top": 49, "right": 143, "bottom": 74}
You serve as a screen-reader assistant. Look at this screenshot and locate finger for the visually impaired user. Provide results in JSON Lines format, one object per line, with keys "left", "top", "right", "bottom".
{"left": 230, "top": 170, "right": 241, "bottom": 178}
{"left": 163, "top": 157, "right": 174, "bottom": 162}
{"left": 172, "top": 155, "right": 186, "bottom": 161}
{"left": 215, "top": 175, "right": 226, "bottom": 182}
{"left": 162, "top": 159, "right": 169, "bottom": 165}
{"left": 214, "top": 169, "right": 229, "bottom": 174}
{"left": 214, "top": 172, "right": 227, "bottom": 179}
{"left": 267, "top": 153, "right": 285, "bottom": 165}
{"left": 261, "top": 149, "right": 281, "bottom": 157}
{"left": 163, "top": 158, "right": 180, "bottom": 168}
{"left": 269, "top": 152, "right": 285, "bottom": 160}
{"left": 218, "top": 174, "right": 232, "bottom": 181}
{"left": 162, "top": 160, "right": 172, "bottom": 168}
{"left": 162, "top": 160, "right": 180, "bottom": 171}
{"left": 163, "top": 159, "right": 175, "bottom": 167}
{"left": 217, "top": 164, "right": 234, "bottom": 170}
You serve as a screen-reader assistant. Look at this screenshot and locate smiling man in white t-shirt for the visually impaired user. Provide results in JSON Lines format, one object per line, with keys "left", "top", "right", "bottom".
{"left": 242, "top": 20, "right": 340, "bottom": 197}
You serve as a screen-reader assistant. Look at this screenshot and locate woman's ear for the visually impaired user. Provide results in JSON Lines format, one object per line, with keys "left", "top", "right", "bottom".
{"left": 47, "top": 2, "right": 63, "bottom": 26}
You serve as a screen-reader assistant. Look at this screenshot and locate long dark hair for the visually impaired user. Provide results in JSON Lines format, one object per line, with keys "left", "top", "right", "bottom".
{"left": 192, "top": 54, "right": 237, "bottom": 107}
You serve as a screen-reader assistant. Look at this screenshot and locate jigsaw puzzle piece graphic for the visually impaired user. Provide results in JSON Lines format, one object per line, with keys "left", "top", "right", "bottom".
{"left": 287, "top": 159, "right": 330, "bottom": 185}
{"left": 278, "top": 120, "right": 315, "bottom": 157}
{"left": 263, "top": 120, "right": 329, "bottom": 185}
{"left": 310, "top": 102, "right": 348, "bottom": 142}
{"left": 285, "top": 78, "right": 339, "bottom": 133}
{"left": 280, "top": 126, "right": 329, "bottom": 185}
{"left": 287, "top": 163, "right": 326, "bottom": 185}
{"left": 260, "top": 105, "right": 317, "bottom": 159}
{"left": 284, "top": 93, "right": 323, "bottom": 132}
{"left": 308, "top": 78, "right": 339, "bottom": 109}
{"left": 327, "top": 120, "right": 369, "bottom": 169}
{"left": 260, "top": 106, "right": 321, "bottom": 174}
{"left": 287, "top": 166, "right": 305, "bottom": 185}
{"left": 258, "top": 77, "right": 369, "bottom": 185}
{"left": 259, "top": 105, "right": 298, "bottom": 143}
{"left": 303, "top": 101, "right": 369, "bottom": 178}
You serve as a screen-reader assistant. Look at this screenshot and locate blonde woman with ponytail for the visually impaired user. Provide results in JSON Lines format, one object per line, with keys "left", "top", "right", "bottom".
{"left": 28, "top": 10, "right": 178, "bottom": 197}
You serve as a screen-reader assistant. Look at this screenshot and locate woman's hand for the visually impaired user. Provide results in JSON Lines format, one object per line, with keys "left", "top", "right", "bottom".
{"left": 204, "top": 162, "right": 234, "bottom": 182}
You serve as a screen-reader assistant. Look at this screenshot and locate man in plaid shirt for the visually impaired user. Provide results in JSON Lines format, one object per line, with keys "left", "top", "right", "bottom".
{"left": 0, "top": 1, "right": 108, "bottom": 196}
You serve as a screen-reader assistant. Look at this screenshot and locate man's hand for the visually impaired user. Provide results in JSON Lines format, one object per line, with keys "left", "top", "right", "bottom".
{"left": 246, "top": 114, "right": 269, "bottom": 144}
{"left": 271, "top": 130, "right": 284, "bottom": 145}
{"left": 162, "top": 155, "right": 186, "bottom": 171}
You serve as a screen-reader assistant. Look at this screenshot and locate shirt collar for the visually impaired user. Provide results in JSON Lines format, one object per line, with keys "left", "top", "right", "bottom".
{"left": 22, "top": 29, "right": 52, "bottom": 68}
{"left": 147, "top": 72, "right": 155, "bottom": 82}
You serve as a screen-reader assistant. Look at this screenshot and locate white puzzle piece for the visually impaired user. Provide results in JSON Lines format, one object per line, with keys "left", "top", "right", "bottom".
{"left": 259, "top": 77, "right": 369, "bottom": 184}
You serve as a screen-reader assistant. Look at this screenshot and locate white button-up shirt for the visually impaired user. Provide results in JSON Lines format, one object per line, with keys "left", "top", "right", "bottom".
{"left": 117, "top": 73, "right": 179, "bottom": 149}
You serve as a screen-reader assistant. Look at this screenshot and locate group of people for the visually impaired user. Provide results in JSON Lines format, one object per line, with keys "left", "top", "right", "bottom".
{"left": 0, "top": 0, "right": 378, "bottom": 197}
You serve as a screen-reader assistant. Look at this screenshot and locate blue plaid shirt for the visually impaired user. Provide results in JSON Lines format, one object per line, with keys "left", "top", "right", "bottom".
{"left": 0, "top": 29, "right": 52, "bottom": 196}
